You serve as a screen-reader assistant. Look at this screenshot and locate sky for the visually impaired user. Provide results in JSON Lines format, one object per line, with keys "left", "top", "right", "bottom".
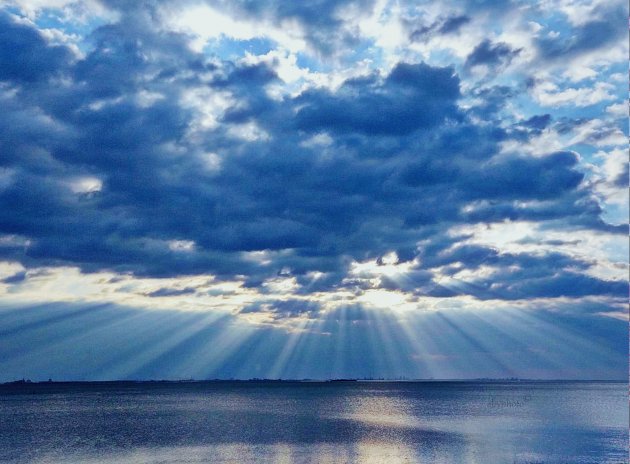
{"left": 0, "top": 0, "right": 627, "bottom": 381}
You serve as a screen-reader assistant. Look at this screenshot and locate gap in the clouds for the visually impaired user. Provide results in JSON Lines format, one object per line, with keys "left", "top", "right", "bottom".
{"left": 204, "top": 37, "right": 275, "bottom": 61}
{"left": 15, "top": 6, "right": 115, "bottom": 55}
{"left": 295, "top": 52, "right": 327, "bottom": 73}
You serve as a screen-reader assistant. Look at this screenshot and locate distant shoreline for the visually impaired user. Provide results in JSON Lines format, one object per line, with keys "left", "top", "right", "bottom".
{"left": 1, "top": 378, "right": 623, "bottom": 386}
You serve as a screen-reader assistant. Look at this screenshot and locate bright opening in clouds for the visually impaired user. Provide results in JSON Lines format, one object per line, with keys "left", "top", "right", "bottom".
{"left": 0, "top": 0, "right": 627, "bottom": 381}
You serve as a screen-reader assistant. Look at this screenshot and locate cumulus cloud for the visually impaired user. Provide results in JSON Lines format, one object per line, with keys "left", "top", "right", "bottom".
{"left": 465, "top": 40, "right": 521, "bottom": 69}
{"left": 295, "top": 62, "right": 461, "bottom": 135}
{"left": 240, "top": 299, "right": 322, "bottom": 319}
{"left": 0, "top": 12, "right": 73, "bottom": 83}
{"left": 534, "top": 6, "right": 626, "bottom": 61}
{"left": 0, "top": 1, "right": 626, "bottom": 317}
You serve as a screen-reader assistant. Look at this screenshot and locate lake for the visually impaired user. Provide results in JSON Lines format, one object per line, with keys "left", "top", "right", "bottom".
{"left": 0, "top": 381, "right": 627, "bottom": 463}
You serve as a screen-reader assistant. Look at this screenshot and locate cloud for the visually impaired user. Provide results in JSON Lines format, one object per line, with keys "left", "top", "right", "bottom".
{"left": 465, "top": 151, "right": 584, "bottom": 200}
{"left": 215, "top": 0, "right": 378, "bottom": 56}
{"left": 103, "top": 0, "right": 378, "bottom": 56}
{"left": 1, "top": 271, "right": 27, "bottom": 284}
{"left": 145, "top": 287, "right": 197, "bottom": 297}
{"left": 408, "top": 240, "right": 627, "bottom": 301}
{"left": 532, "top": 81, "right": 616, "bottom": 108}
{"left": 240, "top": 299, "right": 321, "bottom": 319}
{"left": 408, "top": 14, "right": 471, "bottom": 42}
{"left": 497, "top": 272, "right": 627, "bottom": 299}
{"left": 465, "top": 39, "right": 521, "bottom": 68}
{"left": 521, "top": 114, "right": 552, "bottom": 131}
{"left": 535, "top": 7, "right": 626, "bottom": 61}
{"left": 0, "top": 12, "right": 73, "bottom": 83}
{"left": 294, "top": 62, "right": 461, "bottom": 135}
{"left": 0, "top": 1, "right": 625, "bottom": 311}
{"left": 438, "top": 15, "right": 471, "bottom": 34}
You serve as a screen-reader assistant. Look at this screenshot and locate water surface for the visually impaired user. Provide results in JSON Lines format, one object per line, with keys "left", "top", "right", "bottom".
{"left": 0, "top": 381, "right": 626, "bottom": 463}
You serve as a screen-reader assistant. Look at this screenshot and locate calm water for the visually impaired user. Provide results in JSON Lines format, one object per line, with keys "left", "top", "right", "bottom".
{"left": 0, "top": 381, "right": 626, "bottom": 463}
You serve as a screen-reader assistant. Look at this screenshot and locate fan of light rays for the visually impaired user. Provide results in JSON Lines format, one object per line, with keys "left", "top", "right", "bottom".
{"left": 0, "top": 303, "right": 157, "bottom": 379}
{"left": 2, "top": 283, "right": 623, "bottom": 381}
{"left": 365, "top": 307, "right": 423, "bottom": 379}
{"left": 503, "top": 307, "right": 625, "bottom": 373}
{"left": 267, "top": 314, "right": 334, "bottom": 380}
{"left": 148, "top": 319, "right": 254, "bottom": 379}
{"left": 267, "top": 317, "right": 315, "bottom": 379}
{"left": 393, "top": 312, "right": 458, "bottom": 379}
{"left": 465, "top": 309, "right": 567, "bottom": 373}
{"left": 0, "top": 302, "right": 251, "bottom": 380}
{"left": 105, "top": 311, "right": 227, "bottom": 379}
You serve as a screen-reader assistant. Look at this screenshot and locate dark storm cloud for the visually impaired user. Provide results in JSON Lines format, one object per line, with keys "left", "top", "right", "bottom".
{"left": 408, "top": 14, "right": 471, "bottom": 42}
{"left": 406, "top": 242, "right": 626, "bottom": 301}
{"left": 468, "top": 85, "right": 516, "bottom": 118}
{"left": 521, "top": 114, "right": 552, "bottom": 131}
{"left": 613, "top": 164, "right": 628, "bottom": 188}
{"left": 294, "top": 62, "right": 461, "bottom": 135}
{"left": 535, "top": 6, "right": 627, "bottom": 61}
{"left": 503, "top": 114, "right": 553, "bottom": 141}
{"left": 0, "top": 12, "right": 73, "bottom": 84}
{"left": 1, "top": 271, "right": 27, "bottom": 284}
{"left": 553, "top": 117, "right": 589, "bottom": 135}
{"left": 0, "top": 5, "right": 624, "bottom": 303}
{"left": 516, "top": 238, "right": 581, "bottom": 247}
{"left": 498, "top": 272, "right": 627, "bottom": 299}
{"left": 145, "top": 287, "right": 197, "bottom": 297}
{"left": 438, "top": 15, "right": 470, "bottom": 34}
{"left": 466, "top": 151, "right": 583, "bottom": 200}
{"left": 465, "top": 40, "right": 521, "bottom": 68}
{"left": 240, "top": 299, "right": 322, "bottom": 318}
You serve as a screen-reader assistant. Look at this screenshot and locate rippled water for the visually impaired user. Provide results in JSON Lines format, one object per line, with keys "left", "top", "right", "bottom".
{"left": 0, "top": 381, "right": 627, "bottom": 463}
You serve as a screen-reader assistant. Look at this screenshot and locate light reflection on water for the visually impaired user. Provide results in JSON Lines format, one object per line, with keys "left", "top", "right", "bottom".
{"left": 0, "top": 381, "right": 627, "bottom": 464}
{"left": 31, "top": 443, "right": 423, "bottom": 464}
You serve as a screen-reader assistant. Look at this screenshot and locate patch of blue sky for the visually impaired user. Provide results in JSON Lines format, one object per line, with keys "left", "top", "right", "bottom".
{"left": 508, "top": 92, "right": 541, "bottom": 119}
{"left": 425, "top": 48, "right": 462, "bottom": 69}
{"left": 295, "top": 51, "right": 329, "bottom": 74}
{"left": 605, "top": 61, "right": 628, "bottom": 78}
{"left": 529, "top": 10, "right": 572, "bottom": 34}
{"left": 2, "top": 5, "right": 23, "bottom": 18}
{"left": 203, "top": 36, "right": 275, "bottom": 61}
{"left": 31, "top": 7, "right": 108, "bottom": 38}
{"left": 566, "top": 143, "right": 598, "bottom": 161}
{"left": 565, "top": 103, "right": 616, "bottom": 121}
{"left": 12, "top": 6, "right": 111, "bottom": 55}
{"left": 601, "top": 203, "right": 629, "bottom": 226}
{"left": 338, "top": 38, "right": 383, "bottom": 69}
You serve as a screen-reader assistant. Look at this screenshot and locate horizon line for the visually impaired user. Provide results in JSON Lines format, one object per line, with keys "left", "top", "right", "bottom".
{"left": 2, "top": 377, "right": 625, "bottom": 385}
